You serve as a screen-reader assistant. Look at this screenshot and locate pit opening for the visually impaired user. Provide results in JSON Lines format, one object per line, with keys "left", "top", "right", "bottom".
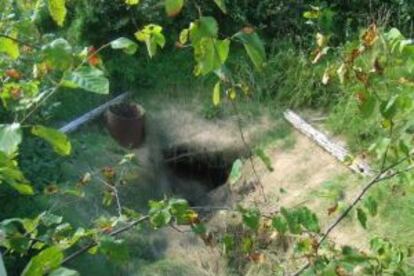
{"left": 162, "top": 145, "right": 239, "bottom": 204}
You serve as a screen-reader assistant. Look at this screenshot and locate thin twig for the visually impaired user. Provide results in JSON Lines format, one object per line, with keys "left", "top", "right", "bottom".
{"left": 231, "top": 101, "right": 267, "bottom": 202}
{"left": 97, "top": 178, "right": 123, "bottom": 218}
{"left": 293, "top": 155, "right": 412, "bottom": 275}
{"left": 61, "top": 215, "right": 150, "bottom": 265}
{"left": 0, "top": 33, "right": 40, "bottom": 49}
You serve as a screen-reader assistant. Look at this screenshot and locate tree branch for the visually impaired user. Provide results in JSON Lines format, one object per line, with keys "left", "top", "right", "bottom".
{"left": 0, "top": 34, "right": 40, "bottom": 50}
{"left": 293, "top": 155, "right": 413, "bottom": 275}
{"left": 61, "top": 215, "right": 150, "bottom": 265}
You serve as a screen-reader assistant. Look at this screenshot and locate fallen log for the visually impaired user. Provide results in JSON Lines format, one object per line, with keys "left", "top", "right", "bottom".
{"left": 283, "top": 109, "right": 373, "bottom": 176}
{"left": 59, "top": 93, "right": 129, "bottom": 134}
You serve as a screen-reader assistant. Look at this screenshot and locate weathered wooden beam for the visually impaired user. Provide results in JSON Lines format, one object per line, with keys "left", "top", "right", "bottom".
{"left": 59, "top": 93, "right": 129, "bottom": 134}
{"left": 0, "top": 252, "right": 6, "bottom": 276}
{"left": 284, "top": 109, "right": 373, "bottom": 176}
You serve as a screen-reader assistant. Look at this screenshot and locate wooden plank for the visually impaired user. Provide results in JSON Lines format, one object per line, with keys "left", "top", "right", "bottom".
{"left": 59, "top": 93, "right": 129, "bottom": 134}
{"left": 283, "top": 109, "right": 373, "bottom": 176}
{"left": 0, "top": 252, "right": 6, "bottom": 276}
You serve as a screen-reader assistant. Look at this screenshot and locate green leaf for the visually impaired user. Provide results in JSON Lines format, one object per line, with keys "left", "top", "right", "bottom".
{"left": 241, "top": 208, "right": 260, "bottom": 230}
{"left": 341, "top": 246, "right": 369, "bottom": 264}
{"left": 150, "top": 208, "right": 171, "bottom": 228}
{"left": 10, "top": 183, "right": 34, "bottom": 195}
{"left": 380, "top": 96, "right": 398, "bottom": 120}
{"left": 42, "top": 38, "right": 73, "bottom": 70}
{"left": 235, "top": 30, "right": 266, "bottom": 70}
{"left": 125, "top": 0, "right": 140, "bottom": 5}
{"left": 229, "top": 159, "right": 243, "bottom": 185}
{"left": 363, "top": 197, "right": 378, "bottom": 217}
{"left": 357, "top": 208, "right": 367, "bottom": 229}
{"left": 359, "top": 94, "right": 377, "bottom": 118}
{"left": 169, "top": 198, "right": 189, "bottom": 215}
{"left": 191, "top": 223, "right": 206, "bottom": 235}
{"left": 48, "top": 0, "right": 67, "bottom": 27}
{"left": 179, "top": 28, "right": 189, "bottom": 44}
{"left": 213, "top": 0, "right": 227, "bottom": 13}
{"left": 165, "top": 0, "right": 184, "bottom": 17}
{"left": 281, "top": 207, "right": 301, "bottom": 234}
{"left": 32, "top": 125, "right": 71, "bottom": 156}
{"left": 0, "top": 123, "right": 22, "bottom": 156}
{"left": 272, "top": 216, "right": 288, "bottom": 234}
{"left": 22, "top": 246, "right": 63, "bottom": 276}
{"left": 297, "top": 207, "right": 320, "bottom": 233}
{"left": 213, "top": 81, "right": 221, "bottom": 106}
{"left": 193, "top": 38, "right": 229, "bottom": 75}
{"left": 39, "top": 212, "right": 63, "bottom": 227}
{"left": 190, "top": 17, "right": 218, "bottom": 45}
{"left": 50, "top": 267, "right": 80, "bottom": 276}
{"left": 0, "top": 37, "right": 20, "bottom": 59}
{"left": 110, "top": 37, "right": 138, "bottom": 55}
{"left": 255, "top": 148, "right": 274, "bottom": 172}
{"left": 98, "top": 236, "right": 129, "bottom": 263}
{"left": 134, "top": 25, "right": 165, "bottom": 58}
{"left": 223, "top": 234, "right": 234, "bottom": 254}
{"left": 62, "top": 66, "right": 109, "bottom": 94}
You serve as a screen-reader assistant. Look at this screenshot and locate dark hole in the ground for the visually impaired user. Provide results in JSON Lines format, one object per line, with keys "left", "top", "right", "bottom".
{"left": 163, "top": 146, "right": 235, "bottom": 192}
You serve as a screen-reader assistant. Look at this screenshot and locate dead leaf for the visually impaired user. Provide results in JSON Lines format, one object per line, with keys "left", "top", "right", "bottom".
{"left": 327, "top": 202, "right": 338, "bottom": 216}
{"left": 362, "top": 24, "right": 378, "bottom": 48}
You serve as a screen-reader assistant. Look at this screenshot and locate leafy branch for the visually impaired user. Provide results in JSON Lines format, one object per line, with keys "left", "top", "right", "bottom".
{"left": 294, "top": 153, "right": 414, "bottom": 275}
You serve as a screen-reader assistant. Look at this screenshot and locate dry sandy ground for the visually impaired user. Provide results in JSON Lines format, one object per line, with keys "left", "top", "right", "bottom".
{"left": 142, "top": 101, "right": 372, "bottom": 275}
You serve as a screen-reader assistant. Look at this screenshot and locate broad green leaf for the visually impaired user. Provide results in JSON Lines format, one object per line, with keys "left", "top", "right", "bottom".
{"left": 380, "top": 96, "right": 398, "bottom": 120}
{"left": 213, "top": 81, "right": 221, "bottom": 106}
{"left": 0, "top": 151, "right": 33, "bottom": 195}
{"left": 42, "top": 38, "right": 73, "bottom": 70}
{"left": 281, "top": 207, "right": 301, "bottom": 234}
{"left": 110, "top": 37, "right": 138, "bottom": 55}
{"left": 241, "top": 208, "right": 260, "bottom": 230}
{"left": 150, "top": 209, "right": 171, "bottom": 228}
{"left": 169, "top": 198, "right": 189, "bottom": 215}
{"left": 50, "top": 267, "right": 79, "bottom": 276}
{"left": 193, "top": 38, "right": 229, "bottom": 75}
{"left": 303, "top": 10, "right": 321, "bottom": 19}
{"left": 191, "top": 223, "right": 207, "bottom": 235}
{"left": 0, "top": 37, "right": 20, "bottom": 59}
{"left": 229, "top": 159, "right": 243, "bottom": 185}
{"left": 98, "top": 236, "right": 129, "bottom": 263}
{"left": 213, "top": 0, "right": 227, "bottom": 13}
{"left": 32, "top": 125, "right": 71, "bottom": 156}
{"left": 235, "top": 30, "right": 266, "bottom": 70}
{"left": 125, "top": 0, "right": 139, "bottom": 5}
{"left": 364, "top": 197, "right": 378, "bottom": 217}
{"left": 190, "top": 17, "right": 218, "bottom": 45}
{"left": 297, "top": 207, "right": 320, "bottom": 233}
{"left": 272, "top": 216, "right": 288, "bottom": 234}
{"left": 223, "top": 234, "right": 234, "bottom": 254}
{"left": 134, "top": 25, "right": 165, "bottom": 58}
{"left": 359, "top": 94, "right": 376, "bottom": 118}
{"left": 0, "top": 123, "right": 22, "bottom": 156}
{"left": 62, "top": 66, "right": 109, "bottom": 94}
{"left": 357, "top": 208, "right": 367, "bottom": 229}
{"left": 165, "top": 0, "right": 184, "bottom": 17}
{"left": 255, "top": 148, "right": 274, "bottom": 172}
{"left": 48, "top": 0, "right": 67, "bottom": 27}
{"left": 341, "top": 246, "right": 369, "bottom": 264}
{"left": 22, "top": 246, "right": 63, "bottom": 276}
